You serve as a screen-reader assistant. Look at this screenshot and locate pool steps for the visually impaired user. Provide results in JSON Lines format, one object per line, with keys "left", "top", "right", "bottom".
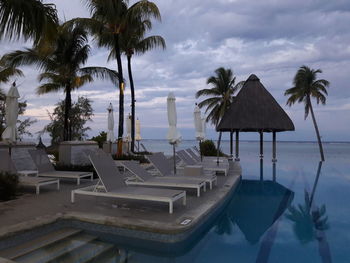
{"left": 0, "top": 228, "right": 119, "bottom": 262}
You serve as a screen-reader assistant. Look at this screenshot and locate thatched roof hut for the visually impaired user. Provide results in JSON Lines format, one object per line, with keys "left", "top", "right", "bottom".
{"left": 217, "top": 74, "right": 294, "bottom": 132}
{"left": 215, "top": 74, "right": 294, "bottom": 161}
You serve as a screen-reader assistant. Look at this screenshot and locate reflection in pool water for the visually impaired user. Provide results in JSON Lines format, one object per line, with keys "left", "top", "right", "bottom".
{"left": 102, "top": 143, "right": 350, "bottom": 263}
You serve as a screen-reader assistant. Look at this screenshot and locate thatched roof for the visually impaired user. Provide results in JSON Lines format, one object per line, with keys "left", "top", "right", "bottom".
{"left": 217, "top": 74, "right": 295, "bottom": 132}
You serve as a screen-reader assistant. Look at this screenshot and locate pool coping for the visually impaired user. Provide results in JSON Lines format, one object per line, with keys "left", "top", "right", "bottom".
{"left": 0, "top": 166, "right": 241, "bottom": 244}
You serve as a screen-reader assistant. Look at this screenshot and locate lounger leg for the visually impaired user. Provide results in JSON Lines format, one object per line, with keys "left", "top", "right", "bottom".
{"left": 71, "top": 191, "right": 75, "bottom": 203}
{"left": 90, "top": 174, "right": 93, "bottom": 181}
{"left": 197, "top": 187, "right": 200, "bottom": 197}
{"left": 203, "top": 183, "right": 206, "bottom": 192}
{"left": 77, "top": 177, "right": 80, "bottom": 185}
{"left": 36, "top": 186, "right": 39, "bottom": 195}
{"left": 57, "top": 181, "right": 60, "bottom": 191}
{"left": 209, "top": 181, "right": 212, "bottom": 190}
{"left": 182, "top": 194, "right": 186, "bottom": 205}
{"left": 169, "top": 202, "right": 173, "bottom": 214}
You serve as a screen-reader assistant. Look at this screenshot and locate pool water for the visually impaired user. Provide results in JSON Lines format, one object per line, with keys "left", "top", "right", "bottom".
{"left": 1, "top": 142, "right": 349, "bottom": 262}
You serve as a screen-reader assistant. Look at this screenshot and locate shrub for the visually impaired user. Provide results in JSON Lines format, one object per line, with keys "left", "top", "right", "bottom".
{"left": 0, "top": 172, "right": 19, "bottom": 201}
{"left": 90, "top": 131, "right": 107, "bottom": 148}
{"left": 200, "top": 140, "right": 225, "bottom": 157}
{"left": 113, "top": 154, "right": 149, "bottom": 163}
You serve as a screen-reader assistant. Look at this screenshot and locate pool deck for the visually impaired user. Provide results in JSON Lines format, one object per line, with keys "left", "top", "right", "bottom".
{"left": 0, "top": 161, "right": 241, "bottom": 241}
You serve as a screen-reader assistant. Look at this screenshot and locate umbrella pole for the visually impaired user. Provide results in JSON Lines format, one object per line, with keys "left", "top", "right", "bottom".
{"left": 173, "top": 144, "right": 176, "bottom": 174}
{"left": 216, "top": 132, "right": 222, "bottom": 166}
{"left": 260, "top": 158, "right": 264, "bottom": 181}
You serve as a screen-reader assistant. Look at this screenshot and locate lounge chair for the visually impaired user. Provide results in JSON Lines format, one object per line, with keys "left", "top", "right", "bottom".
{"left": 187, "top": 148, "right": 228, "bottom": 164}
{"left": 146, "top": 152, "right": 217, "bottom": 189}
{"left": 121, "top": 161, "right": 208, "bottom": 196}
{"left": 0, "top": 151, "right": 59, "bottom": 195}
{"left": 177, "top": 150, "right": 229, "bottom": 176}
{"left": 71, "top": 153, "right": 186, "bottom": 214}
{"left": 140, "top": 143, "right": 148, "bottom": 152}
{"left": 28, "top": 149, "right": 93, "bottom": 185}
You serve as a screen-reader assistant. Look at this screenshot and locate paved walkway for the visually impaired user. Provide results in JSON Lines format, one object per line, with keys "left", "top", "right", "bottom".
{"left": 0, "top": 163, "right": 241, "bottom": 238}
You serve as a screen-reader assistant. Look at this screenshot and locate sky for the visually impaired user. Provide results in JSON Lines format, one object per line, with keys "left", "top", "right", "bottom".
{"left": 1, "top": 0, "right": 349, "bottom": 142}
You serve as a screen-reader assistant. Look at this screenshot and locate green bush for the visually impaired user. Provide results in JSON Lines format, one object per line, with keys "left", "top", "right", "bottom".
{"left": 90, "top": 131, "right": 107, "bottom": 148}
{"left": 0, "top": 172, "right": 19, "bottom": 201}
{"left": 200, "top": 140, "right": 225, "bottom": 157}
{"left": 113, "top": 154, "right": 149, "bottom": 163}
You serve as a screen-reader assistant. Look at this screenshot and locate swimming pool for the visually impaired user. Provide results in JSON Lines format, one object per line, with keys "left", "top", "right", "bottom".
{"left": 1, "top": 142, "right": 349, "bottom": 262}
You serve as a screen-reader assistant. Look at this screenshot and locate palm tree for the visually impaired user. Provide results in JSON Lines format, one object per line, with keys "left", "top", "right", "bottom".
{"left": 120, "top": 17, "right": 165, "bottom": 152}
{"left": 71, "top": 0, "right": 161, "bottom": 155}
{"left": 196, "top": 67, "right": 244, "bottom": 156}
{"left": 285, "top": 66, "right": 330, "bottom": 161}
{"left": 196, "top": 67, "right": 243, "bottom": 126}
{"left": 0, "top": 0, "right": 58, "bottom": 44}
{"left": 2, "top": 23, "right": 118, "bottom": 141}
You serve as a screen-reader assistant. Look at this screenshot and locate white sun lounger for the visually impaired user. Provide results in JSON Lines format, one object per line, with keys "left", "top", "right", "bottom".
{"left": 146, "top": 153, "right": 217, "bottom": 190}
{"left": 177, "top": 150, "right": 229, "bottom": 176}
{"left": 71, "top": 153, "right": 186, "bottom": 214}
{"left": 121, "top": 161, "right": 207, "bottom": 196}
{"left": 28, "top": 149, "right": 93, "bottom": 185}
{"left": 187, "top": 148, "right": 228, "bottom": 164}
{"left": 0, "top": 151, "right": 59, "bottom": 195}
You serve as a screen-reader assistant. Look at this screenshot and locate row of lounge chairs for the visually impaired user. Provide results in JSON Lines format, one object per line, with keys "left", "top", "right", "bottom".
{"left": 0, "top": 149, "right": 93, "bottom": 194}
{"left": 1, "top": 146, "right": 230, "bottom": 214}
{"left": 72, "top": 147, "right": 229, "bottom": 214}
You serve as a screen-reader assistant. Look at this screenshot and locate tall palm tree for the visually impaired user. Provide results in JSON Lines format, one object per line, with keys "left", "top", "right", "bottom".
{"left": 196, "top": 67, "right": 244, "bottom": 127}
{"left": 285, "top": 66, "right": 330, "bottom": 161}
{"left": 2, "top": 23, "right": 118, "bottom": 141}
{"left": 0, "top": 0, "right": 58, "bottom": 44}
{"left": 71, "top": 0, "right": 160, "bottom": 155}
{"left": 120, "top": 17, "right": 165, "bottom": 152}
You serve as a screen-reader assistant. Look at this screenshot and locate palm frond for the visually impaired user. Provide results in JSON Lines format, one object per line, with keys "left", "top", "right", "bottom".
{"left": 0, "top": 0, "right": 58, "bottom": 43}
{"left": 79, "top": 66, "right": 119, "bottom": 85}
{"left": 36, "top": 83, "right": 62, "bottom": 94}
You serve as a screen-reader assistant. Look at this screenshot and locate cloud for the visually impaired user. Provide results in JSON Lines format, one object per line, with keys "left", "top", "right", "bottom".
{"left": 0, "top": 0, "right": 349, "bottom": 142}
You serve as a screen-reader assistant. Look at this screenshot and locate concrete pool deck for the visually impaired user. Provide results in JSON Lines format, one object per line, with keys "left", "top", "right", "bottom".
{"left": 0, "top": 161, "right": 241, "bottom": 241}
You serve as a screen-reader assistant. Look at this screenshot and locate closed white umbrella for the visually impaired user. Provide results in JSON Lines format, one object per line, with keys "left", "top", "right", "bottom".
{"left": 135, "top": 118, "right": 141, "bottom": 141}
{"left": 194, "top": 104, "right": 205, "bottom": 161}
{"left": 126, "top": 114, "right": 131, "bottom": 142}
{"left": 135, "top": 118, "right": 141, "bottom": 151}
{"left": 194, "top": 104, "right": 205, "bottom": 140}
{"left": 167, "top": 92, "right": 181, "bottom": 174}
{"left": 202, "top": 117, "right": 206, "bottom": 139}
{"left": 167, "top": 92, "right": 181, "bottom": 144}
{"left": 106, "top": 103, "right": 115, "bottom": 142}
{"left": 1, "top": 83, "right": 19, "bottom": 156}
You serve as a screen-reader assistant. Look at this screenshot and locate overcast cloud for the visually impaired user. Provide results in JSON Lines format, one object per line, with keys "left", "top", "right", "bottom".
{"left": 1, "top": 0, "right": 349, "bottom": 142}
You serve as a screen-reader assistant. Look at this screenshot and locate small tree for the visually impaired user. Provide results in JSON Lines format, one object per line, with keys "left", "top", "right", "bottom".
{"left": 42, "top": 96, "right": 93, "bottom": 145}
{"left": 90, "top": 131, "right": 107, "bottom": 148}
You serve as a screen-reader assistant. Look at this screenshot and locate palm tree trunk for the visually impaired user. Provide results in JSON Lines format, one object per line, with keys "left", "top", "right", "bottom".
{"left": 127, "top": 55, "right": 135, "bottom": 153}
{"left": 115, "top": 34, "right": 124, "bottom": 156}
{"left": 308, "top": 97, "right": 325, "bottom": 161}
{"left": 63, "top": 86, "right": 72, "bottom": 141}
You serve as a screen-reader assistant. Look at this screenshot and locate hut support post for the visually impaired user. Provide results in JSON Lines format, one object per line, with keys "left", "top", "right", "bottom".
{"left": 235, "top": 131, "right": 240, "bottom": 161}
{"left": 229, "top": 131, "right": 233, "bottom": 161}
{"left": 272, "top": 131, "right": 277, "bottom": 162}
{"left": 260, "top": 131, "right": 264, "bottom": 159}
{"left": 217, "top": 132, "right": 222, "bottom": 165}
